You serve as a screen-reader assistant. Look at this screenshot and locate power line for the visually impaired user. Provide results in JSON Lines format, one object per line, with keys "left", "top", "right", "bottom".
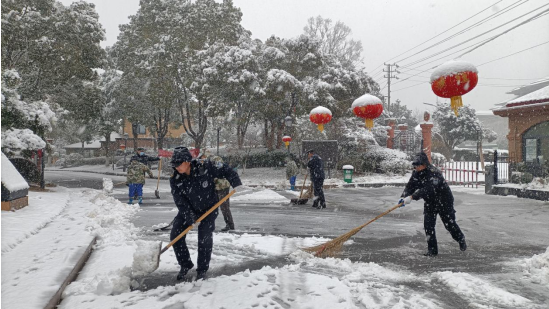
{"left": 477, "top": 40, "right": 549, "bottom": 66}
{"left": 395, "top": 0, "right": 531, "bottom": 64}
{"left": 385, "top": 0, "right": 505, "bottom": 64}
{"left": 458, "top": 9, "right": 549, "bottom": 57}
{"left": 399, "top": 3, "right": 549, "bottom": 69}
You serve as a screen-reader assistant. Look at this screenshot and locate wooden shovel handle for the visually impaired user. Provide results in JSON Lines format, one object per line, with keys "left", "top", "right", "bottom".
{"left": 156, "top": 160, "right": 162, "bottom": 188}
{"left": 298, "top": 174, "right": 308, "bottom": 199}
{"left": 160, "top": 189, "right": 236, "bottom": 254}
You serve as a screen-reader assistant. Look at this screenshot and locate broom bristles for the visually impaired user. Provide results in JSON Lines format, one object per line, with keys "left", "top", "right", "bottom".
{"left": 302, "top": 203, "right": 402, "bottom": 258}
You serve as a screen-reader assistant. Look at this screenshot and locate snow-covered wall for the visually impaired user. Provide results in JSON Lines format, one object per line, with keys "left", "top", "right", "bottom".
{"left": 1, "top": 152, "right": 29, "bottom": 192}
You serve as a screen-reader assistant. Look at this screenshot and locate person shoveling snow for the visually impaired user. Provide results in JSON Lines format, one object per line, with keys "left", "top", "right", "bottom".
{"left": 135, "top": 147, "right": 242, "bottom": 281}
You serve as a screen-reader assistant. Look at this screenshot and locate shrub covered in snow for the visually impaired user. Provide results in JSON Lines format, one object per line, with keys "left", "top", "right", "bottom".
{"left": 360, "top": 146, "right": 411, "bottom": 175}
{"left": 431, "top": 152, "right": 447, "bottom": 166}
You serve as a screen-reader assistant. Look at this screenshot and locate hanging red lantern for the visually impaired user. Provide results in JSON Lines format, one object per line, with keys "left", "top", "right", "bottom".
{"left": 309, "top": 106, "right": 332, "bottom": 132}
{"left": 282, "top": 135, "right": 292, "bottom": 148}
{"left": 351, "top": 94, "right": 384, "bottom": 130}
{"left": 430, "top": 60, "right": 478, "bottom": 116}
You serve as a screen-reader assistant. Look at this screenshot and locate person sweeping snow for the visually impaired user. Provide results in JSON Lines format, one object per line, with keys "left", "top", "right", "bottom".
{"left": 400, "top": 152, "right": 467, "bottom": 257}
{"left": 169, "top": 147, "right": 242, "bottom": 281}
{"left": 126, "top": 158, "right": 154, "bottom": 205}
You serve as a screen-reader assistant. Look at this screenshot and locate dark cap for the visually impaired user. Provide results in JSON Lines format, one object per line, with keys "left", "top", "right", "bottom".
{"left": 137, "top": 147, "right": 145, "bottom": 151}
{"left": 171, "top": 146, "right": 192, "bottom": 166}
{"left": 412, "top": 152, "right": 430, "bottom": 167}
{"left": 306, "top": 149, "right": 314, "bottom": 154}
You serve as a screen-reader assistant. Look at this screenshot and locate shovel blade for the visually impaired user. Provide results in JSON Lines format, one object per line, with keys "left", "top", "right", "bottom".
{"left": 290, "top": 198, "right": 309, "bottom": 205}
{"left": 155, "top": 190, "right": 160, "bottom": 199}
{"left": 151, "top": 242, "right": 162, "bottom": 273}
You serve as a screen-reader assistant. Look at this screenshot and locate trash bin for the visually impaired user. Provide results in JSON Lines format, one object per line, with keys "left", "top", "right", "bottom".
{"left": 342, "top": 165, "right": 354, "bottom": 183}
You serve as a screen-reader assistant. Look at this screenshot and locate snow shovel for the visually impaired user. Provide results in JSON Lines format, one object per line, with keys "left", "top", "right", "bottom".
{"left": 150, "top": 189, "right": 236, "bottom": 273}
{"left": 153, "top": 218, "right": 175, "bottom": 231}
{"left": 291, "top": 174, "right": 309, "bottom": 204}
{"left": 154, "top": 160, "right": 162, "bottom": 199}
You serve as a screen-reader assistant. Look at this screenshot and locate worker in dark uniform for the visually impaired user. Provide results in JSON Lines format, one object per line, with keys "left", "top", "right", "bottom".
{"left": 169, "top": 146, "right": 242, "bottom": 280}
{"left": 306, "top": 149, "right": 326, "bottom": 209}
{"left": 400, "top": 152, "right": 467, "bottom": 257}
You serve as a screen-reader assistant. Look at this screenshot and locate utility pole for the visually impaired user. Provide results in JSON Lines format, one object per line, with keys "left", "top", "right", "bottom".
{"left": 383, "top": 63, "right": 399, "bottom": 114}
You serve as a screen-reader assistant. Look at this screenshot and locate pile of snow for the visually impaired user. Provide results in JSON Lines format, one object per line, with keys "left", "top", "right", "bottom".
{"left": 516, "top": 247, "right": 549, "bottom": 285}
{"left": 131, "top": 240, "right": 161, "bottom": 277}
{"left": 1, "top": 152, "right": 29, "bottom": 192}
{"left": 231, "top": 188, "right": 288, "bottom": 203}
{"left": 102, "top": 178, "right": 113, "bottom": 194}
{"left": 433, "top": 271, "right": 531, "bottom": 308}
{"left": 309, "top": 106, "right": 332, "bottom": 116}
{"left": 351, "top": 93, "right": 382, "bottom": 107}
{"left": 430, "top": 59, "right": 478, "bottom": 83}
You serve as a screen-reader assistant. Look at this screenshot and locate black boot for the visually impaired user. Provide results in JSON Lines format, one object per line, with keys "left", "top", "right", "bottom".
{"left": 220, "top": 225, "right": 234, "bottom": 232}
{"left": 317, "top": 202, "right": 326, "bottom": 209}
{"left": 312, "top": 200, "right": 319, "bottom": 208}
{"left": 196, "top": 270, "right": 208, "bottom": 281}
{"left": 459, "top": 239, "right": 467, "bottom": 251}
{"left": 423, "top": 251, "right": 438, "bottom": 257}
{"left": 176, "top": 267, "right": 190, "bottom": 280}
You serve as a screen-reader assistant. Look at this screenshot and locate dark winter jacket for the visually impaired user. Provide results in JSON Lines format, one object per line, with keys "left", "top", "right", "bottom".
{"left": 131, "top": 153, "right": 160, "bottom": 166}
{"left": 170, "top": 159, "right": 242, "bottom": 219}
{"left": 307, "top": 154, "right": 325, "bottom": 182}
{"left": 401, "top": 165, "right": 454, "bottom": 211}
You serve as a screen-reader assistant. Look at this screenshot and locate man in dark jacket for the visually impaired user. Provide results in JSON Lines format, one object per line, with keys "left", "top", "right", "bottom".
{"left": 306, "top": 149, "right": 326, "bottom": 209}
{"left": 400, "top": 152, "right": 467, "bottom": 257}
{"left": 169, "top": 146, "right": 242, "bottom": 280}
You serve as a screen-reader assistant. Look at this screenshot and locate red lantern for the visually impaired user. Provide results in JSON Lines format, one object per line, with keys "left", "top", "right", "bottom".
{"left": 430, "top": 60, "right": 478, "bottom": 116}
{"left": 282, "top": 136, "right": 292, "bottom": 148}
{"left": 351, "top": 94, "right": 384, "bottom": 130}
{"left": 309, "top": 106, "right": 332, "bottom": 132}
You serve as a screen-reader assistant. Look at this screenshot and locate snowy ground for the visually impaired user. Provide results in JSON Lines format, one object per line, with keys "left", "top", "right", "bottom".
{"left": 2, "top": 179, "right": 549, "bottom": 308}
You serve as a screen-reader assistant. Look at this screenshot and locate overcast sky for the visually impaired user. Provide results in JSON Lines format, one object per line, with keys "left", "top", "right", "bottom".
{"left": 61, "top": 0, "right": 549, "bottom": 114}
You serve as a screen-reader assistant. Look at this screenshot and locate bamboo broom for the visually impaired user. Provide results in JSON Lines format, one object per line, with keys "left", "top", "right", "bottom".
{"left": 302, "top": 202, "right": 404, "bottom": 258}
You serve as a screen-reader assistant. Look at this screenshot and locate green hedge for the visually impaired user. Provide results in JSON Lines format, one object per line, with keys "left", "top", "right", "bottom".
{"left": 222, "top": 150, "right": 298, "bottom": 169}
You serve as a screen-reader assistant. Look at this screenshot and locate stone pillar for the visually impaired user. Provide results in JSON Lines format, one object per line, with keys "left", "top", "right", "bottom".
{"left": 420, "top": 111, "right": 433, "bottom": 163}
{"left": 386, "top": 118, "right": 397, "bottom": 149}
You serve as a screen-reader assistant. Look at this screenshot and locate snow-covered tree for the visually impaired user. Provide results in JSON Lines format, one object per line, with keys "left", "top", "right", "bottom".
{"left": 303, "top": 16, "right": 363, "bottom": 69}
{"left": 433, "top": 102, "right": 496, "bottom": 158}
{"left": 1, "top": 0, "right": 105, "bottom": 153}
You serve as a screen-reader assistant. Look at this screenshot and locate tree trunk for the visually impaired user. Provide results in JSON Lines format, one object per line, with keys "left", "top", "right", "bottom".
{"left": 263, "top": 120, "right": 269, "bottom": 148}
{"left": 104, "top": 132, "right": 111, "bottom": 165}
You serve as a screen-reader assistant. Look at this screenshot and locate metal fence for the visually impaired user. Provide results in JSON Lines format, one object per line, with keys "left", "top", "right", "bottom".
{"left": 438, "top": 161, "right": 484, "bottom": 187}
{"left": 393, "top": 130, "right": 423, "bottom": 156}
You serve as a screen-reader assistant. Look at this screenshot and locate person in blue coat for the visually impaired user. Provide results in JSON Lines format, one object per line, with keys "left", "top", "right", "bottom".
{"left": 306, "top": 149, "right": 326, "bottom": 209}
{"left": 169, "top": 146, "right": 242, "bottom": 280}
{"left": 400, "top": 152, "right": 467, "bottom": 257}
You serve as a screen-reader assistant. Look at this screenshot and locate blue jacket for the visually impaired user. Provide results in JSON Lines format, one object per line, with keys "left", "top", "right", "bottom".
{"left": 307, "top": 154, "right": 325, "bottom": 182}
{"left": 170, "top": 159, "right": 242, "bottom": 219}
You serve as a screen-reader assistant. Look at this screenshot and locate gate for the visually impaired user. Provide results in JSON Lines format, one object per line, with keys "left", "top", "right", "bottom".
{"left": 393, "top": 129, "right": 423, "bottom": 156}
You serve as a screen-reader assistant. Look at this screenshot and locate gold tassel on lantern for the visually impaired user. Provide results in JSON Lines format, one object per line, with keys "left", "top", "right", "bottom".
{"left": 317, "top": 124, "right": 324, "bottom": 132}
{"left": 450, "top": 96, "right": 463, "bottom": 116}
{"left": 284, "top": 141, "right": 289, "bottom": 148}
{"left": 364, "top": 118, "right": 374, "bottom": 130}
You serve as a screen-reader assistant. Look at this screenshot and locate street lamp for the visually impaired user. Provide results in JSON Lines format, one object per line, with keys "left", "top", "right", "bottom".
{"left": 122, "top": 133, "right": 129, "bottom": 172}
{"left": 284, "top": 115, "right": 293, "bottom": 153}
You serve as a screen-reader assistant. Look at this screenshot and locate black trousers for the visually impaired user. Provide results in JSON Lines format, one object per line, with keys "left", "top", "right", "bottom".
{"left": 424, "top": 208, "right": 465, "bottom": 254}
{"left": 312, "top": 179, "right": 325, "bottom": 206}
{"left": 170, "top": 209, "right": 217, "bottom": 273}
{"left": 217, "top": 188, "right": 234, "bottom": 228}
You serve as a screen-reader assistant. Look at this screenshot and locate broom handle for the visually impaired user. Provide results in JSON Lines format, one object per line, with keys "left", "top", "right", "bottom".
{"left": 298, "top": 174, "right": 308, "bottom": 199}
{"left": 160, "top": 189, "right": 236, "bottom": 254}
{"left": 156, "top": 160, "right": 162, "bottom": 189}
{"left": 357, "top": 202, "right": 404, "bottom": 230}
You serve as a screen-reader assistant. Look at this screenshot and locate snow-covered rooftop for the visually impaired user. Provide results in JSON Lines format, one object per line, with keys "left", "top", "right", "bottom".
{"left": 1, "top": 152, "right": 29, "bottom": 192}
{"left": 64, "top": 132, "right": 122, "bottom": 149}
{"left": 505, "top": 85, "right": 549, "bottom": 106}
{"left": 506, "top": 77, "right": 549, "bottom": 97}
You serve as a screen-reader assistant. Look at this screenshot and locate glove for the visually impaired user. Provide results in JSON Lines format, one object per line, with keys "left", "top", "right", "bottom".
{"left": 398, "top": 196, "right": 413, "bottom": 207}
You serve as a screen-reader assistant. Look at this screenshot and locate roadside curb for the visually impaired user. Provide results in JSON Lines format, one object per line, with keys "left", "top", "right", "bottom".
{"left": 44, "top": 236, "right": 97, "bottom": 309}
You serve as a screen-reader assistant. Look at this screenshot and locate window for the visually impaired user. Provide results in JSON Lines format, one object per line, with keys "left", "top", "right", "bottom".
{"left": 522, "top": 121, "right": 549, "bottom": 163}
